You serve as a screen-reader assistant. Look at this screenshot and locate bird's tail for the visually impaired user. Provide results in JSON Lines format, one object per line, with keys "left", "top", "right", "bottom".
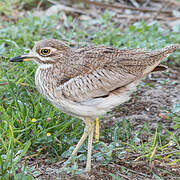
{"left": 143, "top": 44, "right": 179, "bottom": 74}
{"left": 151, "top": 44, "right": 179, "bottom": 58}
{"left": 160, "top": 44, "right": 179, "bottom": 56}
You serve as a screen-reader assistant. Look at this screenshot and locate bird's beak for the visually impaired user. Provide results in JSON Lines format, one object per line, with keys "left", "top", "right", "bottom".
{"left": 10, "top": 54, "right": 33, "bottom": 62}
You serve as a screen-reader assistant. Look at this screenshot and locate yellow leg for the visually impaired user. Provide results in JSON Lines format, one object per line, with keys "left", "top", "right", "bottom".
{"left": 66, "top": 117, "right": 94, "bottom": 172}
{"left": 95, "top": 117, "right": 100, "bottom": 143}
{"left": 71, "top": 117, "right": 90, "bottom": 156}
{"left": 86, "top": 120, "right": 94, "bottom": 172}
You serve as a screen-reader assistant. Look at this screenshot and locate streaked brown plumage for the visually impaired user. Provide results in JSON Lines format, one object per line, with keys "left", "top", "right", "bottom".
{"left": 10, "top": 39, "right": 179, "bottom": 172}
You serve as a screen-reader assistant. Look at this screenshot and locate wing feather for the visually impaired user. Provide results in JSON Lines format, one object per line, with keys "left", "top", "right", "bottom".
{"left": 58, "top": 68, "right": 139, "bottom": 102}
{"left": 56, "top": 45, "right": 176, "bottom": 102}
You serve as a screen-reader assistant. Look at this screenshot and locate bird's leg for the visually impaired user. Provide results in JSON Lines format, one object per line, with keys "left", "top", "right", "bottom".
{"left": 64, "top": 117, "right": 90, "bottom": 170}
{"left": 95, "top": 117, "right": 100, "bottom": 143}
{"left": 71, "top": 117, "right": 90, "bottom": 157}
{"left": 66, "top": 117, "right": 94, "bottom": 172}
{"left": 86, "top": 120, "right": 94, "bottom": 172}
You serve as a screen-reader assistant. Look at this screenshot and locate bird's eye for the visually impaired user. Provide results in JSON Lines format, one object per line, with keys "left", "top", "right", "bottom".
{"left": 39, "top": 49, "right": 51, "bottom": 56}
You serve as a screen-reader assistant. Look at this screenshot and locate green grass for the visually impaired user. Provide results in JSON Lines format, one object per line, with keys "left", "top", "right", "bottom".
{"left": 0, "top": 9, "right": 180, "bottom": 179}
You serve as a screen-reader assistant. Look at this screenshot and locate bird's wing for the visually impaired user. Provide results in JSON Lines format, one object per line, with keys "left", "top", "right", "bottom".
{"left": 56, "top": 45, "right": 178, "bottom": 102}
{"left": 58, "top": 67, "right": 140, "bottom": 102}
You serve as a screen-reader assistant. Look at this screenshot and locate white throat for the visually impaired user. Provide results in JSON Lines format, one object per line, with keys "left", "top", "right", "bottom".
{"left": 38, "top": 64, "right": 53, "bottom": 69}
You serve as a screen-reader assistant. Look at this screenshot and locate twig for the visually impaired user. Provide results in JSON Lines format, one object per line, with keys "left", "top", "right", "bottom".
{"left": 125, "top": 167, "right": 151, "bottom": 178}
{"left": 75, "top": 0, "right": 173, "bottom": 14}
{"left": 33, "top": 172, "right": 43, "bottom": 178}
{"left": 113, "top": 14, "right": 180, "bottom": 22}
{"left": 0, "top": 82, "right": 9, "bottom": 85}
{"left": 157, "top": 150, "right": 180, "bottom": 156}
{"left": 116, "top": 172, "right": 131, "bottom": 180}
{"left": 118, "top": 14, "right": 180, "bottom": 20}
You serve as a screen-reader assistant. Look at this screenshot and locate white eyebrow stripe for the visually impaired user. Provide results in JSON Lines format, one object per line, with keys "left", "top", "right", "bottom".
{"left": 38, "top": 64, "right": 53, "bottom": 69}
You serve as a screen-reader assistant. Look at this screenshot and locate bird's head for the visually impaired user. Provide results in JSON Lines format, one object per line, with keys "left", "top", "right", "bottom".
{"left": 10, "top": 39, "right": 71, "bottom": 68}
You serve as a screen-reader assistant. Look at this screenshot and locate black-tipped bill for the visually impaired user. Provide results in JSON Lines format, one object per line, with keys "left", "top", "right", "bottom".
{"left": 10, "top": 56, "right": 24, "bottom": 62}
{"left": 10, "top": 56, "right": 32, "bottom": 62}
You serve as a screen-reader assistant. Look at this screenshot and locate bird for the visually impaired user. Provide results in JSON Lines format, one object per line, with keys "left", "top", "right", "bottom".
{"left": 10, "top": 39, "right": 179, "bottom": 172}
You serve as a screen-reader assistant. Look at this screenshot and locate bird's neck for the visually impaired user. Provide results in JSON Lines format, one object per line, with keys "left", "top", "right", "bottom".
{"left": 35, "top": 67, "right": 58, "bottom": 101}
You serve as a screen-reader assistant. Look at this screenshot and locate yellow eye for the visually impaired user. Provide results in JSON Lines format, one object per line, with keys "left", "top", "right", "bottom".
{"left": 40, "top": 49, "right": 51, "bottom": 56}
